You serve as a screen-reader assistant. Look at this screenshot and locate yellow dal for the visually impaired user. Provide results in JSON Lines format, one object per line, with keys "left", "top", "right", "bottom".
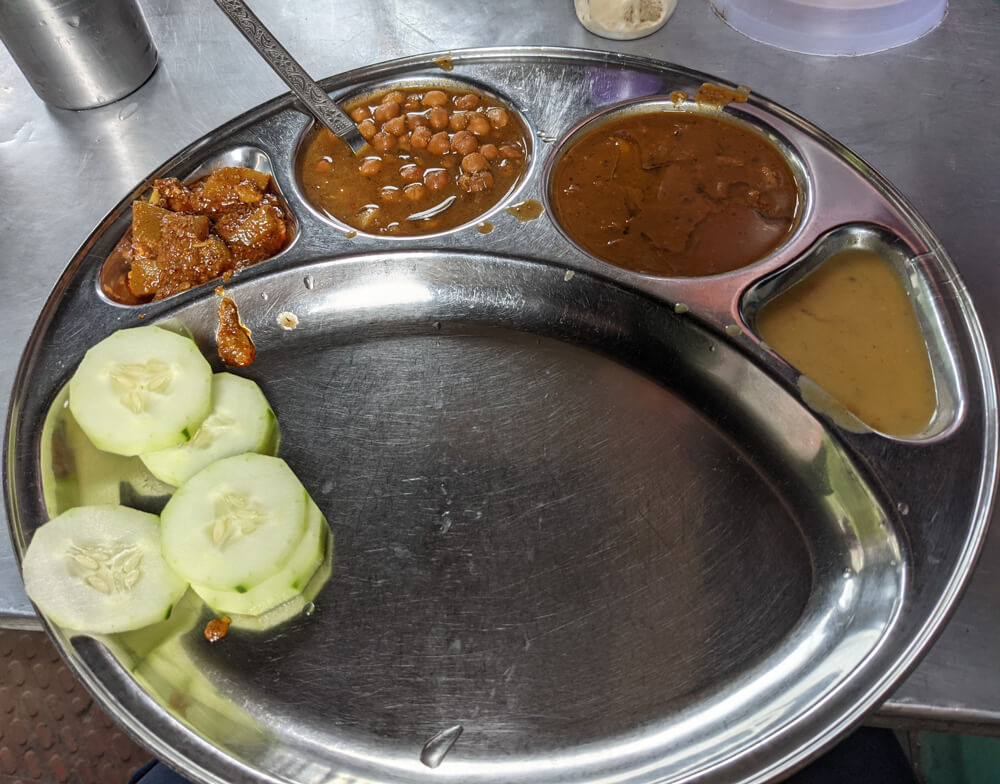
{"left": 757, "top": 249, "right": 936, "bottom": 436}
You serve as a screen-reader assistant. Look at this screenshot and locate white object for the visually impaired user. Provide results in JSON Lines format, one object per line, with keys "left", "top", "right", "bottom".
{"left": 160, "top": 453, "right": 309, "bottom": 592}
{"left": 141, "top": 372, "right": 278, "bottom": 487}
{"left": 713, "top": 0, "right": 947, "bottom": 56}
{"left": 574, "top": 0, "right": 678, "bottom": 40}
{"left": 68, "top": 326, "right": 213, "bottom": 457}
{"left": 192, "top": 499, "right": 329, "bottom": 616}
{"left": 23, "top": 506, "right": 188, "bottom": 634}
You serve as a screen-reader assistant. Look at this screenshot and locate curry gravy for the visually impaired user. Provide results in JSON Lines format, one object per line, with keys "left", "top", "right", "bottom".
{"left": 757, "top": 249, "right": 936, "bottom": 436}
{"left": 550, "top": 111, "right": 798, "bottom": 277}
{"left": 298, "top": 86, "right": 528, "bottom": 236}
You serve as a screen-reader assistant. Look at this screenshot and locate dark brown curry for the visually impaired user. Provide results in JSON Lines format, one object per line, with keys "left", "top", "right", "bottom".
{"left": 550, "top": 111, "right": 799, "bottom": 277}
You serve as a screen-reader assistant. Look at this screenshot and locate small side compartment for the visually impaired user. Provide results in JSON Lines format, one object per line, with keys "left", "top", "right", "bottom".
{"left": 741, "top": 223, "right": 963, "bottom": 440}
{"left": 98, "top": 146, "right": 298, "bottom": 307}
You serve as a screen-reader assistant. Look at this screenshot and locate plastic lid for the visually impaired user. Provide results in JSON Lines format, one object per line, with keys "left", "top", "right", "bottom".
{"left": 713, "top": 0, "right": 947, "bottom": 56}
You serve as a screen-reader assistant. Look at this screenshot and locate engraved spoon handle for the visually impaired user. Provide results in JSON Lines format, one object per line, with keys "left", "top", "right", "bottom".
{"left": 212, "top": 0, "right": 367, "bottom": 154}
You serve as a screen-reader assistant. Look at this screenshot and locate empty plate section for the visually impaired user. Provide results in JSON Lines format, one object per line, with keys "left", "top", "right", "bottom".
{"left": 99, "top": 145, "right": 297, "bottom": 306}
{"left": 744, "top": 224, "right": 961, "bottom": 439}
{"left": 55, "top": 253, "right": 900, "bottom": 782}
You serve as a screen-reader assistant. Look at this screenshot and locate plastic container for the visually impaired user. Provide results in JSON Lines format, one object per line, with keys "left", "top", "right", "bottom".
{"left": 574, "top": 0, "right": 678, "bottom": 40}
{"left": 713, "top": 0, "right": 947, "bottom": 56}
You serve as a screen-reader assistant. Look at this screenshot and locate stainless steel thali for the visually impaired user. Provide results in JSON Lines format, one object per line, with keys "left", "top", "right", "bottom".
{"left": 4, "top": 48, "right": 997, "bottom": 784}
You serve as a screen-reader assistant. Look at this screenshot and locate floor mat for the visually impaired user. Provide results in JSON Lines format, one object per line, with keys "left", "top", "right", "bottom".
{"left": 0, "top": 629, "right": 148, "bottom": 784}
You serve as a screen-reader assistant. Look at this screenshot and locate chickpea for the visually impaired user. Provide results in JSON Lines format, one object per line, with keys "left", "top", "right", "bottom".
{"left": 424, "top": 168, "right": 449, "bottom": 191}
{"left": 479, "top": 143, "right": 499, "bottom": 161}
{"left": 404, "top": 182, "right": 426, "bottom": 201}
{"left": 397, "top": 134, "right": 412, "bottom": 152}
{"left": 428, "top": 107, "right": 449, "bottom": 131}
{"left": 448, "top": 112, "right": 469, "bottom": 131}
{"left": 358, "top": 118, "right": 377, "bottom": 140}
{"left": 380, "top": 186, "right": 402, "bottom": 203}
{"left": 486, "top": 107, "right": 509, "bottom": 129}
{"left": 384, "top": 115, "right": 406, "bottom": 136}
{"left": 411, "top": 125, "right": 432, "bottom": 149}
{"left": 467, "top": 113, "right": 491, "bottom": 136}
{"left": 407, "top": 113, "right": 430, "bottom": 131}
{"left": 359, "top": 157, "right": 382, "bottom": 177}
{"left": 459, "top": 170, "right": 495, "bottom": 193}
{"left": 371, "top": 131, "right": 397, "bottom": 153}
{"left": 499, "top": 144, "right": 525, "bottom": 159}
{"left": 403, "top": 96, "right": 421, "bottom": 112}
{"left": 374, "top": 101, "right": 400, "bottom": 124}
{"left": 314, "top": 157, "right": 333, "bottom": 174}
{"left": 384, "top": 90, "right": 406, "bottom": 105}
{"left": 450, "top": 130, "right": 478, "bottom": 156}
{"left": 461, "top": 152, "right": 489, "bottom": 173}
{"left": 427, "top": 131, "right": 451, "bottom": 156}
{"left": 356, "top": 205, "right": 380, "bottom": 230}
{"left": 454, "top": 93, "right": 480, "bottom": 110}
{"left": 350, "top": 106, "right": 370, "bottom": 123}
{"left": 400, "top": 163, "right": 423, "bottom": 183}
{"left": 441, "top": 152, "right": 459, "bottom": 168}
{"left": 422, "top": 90, "right": 448, "bottom": 107}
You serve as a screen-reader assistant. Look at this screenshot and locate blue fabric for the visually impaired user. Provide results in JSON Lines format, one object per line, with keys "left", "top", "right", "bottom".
{"left": 128, "top": 759, "right": 190, "bottom": 784}
{"left": 786, "top": 728, "right": 918, "bottom": 784}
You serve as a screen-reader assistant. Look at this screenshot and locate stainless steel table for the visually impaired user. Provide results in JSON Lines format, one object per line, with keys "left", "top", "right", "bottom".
{"left": 1, "top": 0, "right": 997, "bottom": 734}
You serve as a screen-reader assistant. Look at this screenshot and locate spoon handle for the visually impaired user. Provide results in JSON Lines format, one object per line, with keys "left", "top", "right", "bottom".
{"left": 213, "top": 0, "right": 367, "bottom": 154}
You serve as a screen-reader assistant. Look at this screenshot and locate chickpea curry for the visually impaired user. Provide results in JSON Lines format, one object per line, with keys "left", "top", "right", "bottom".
{"left": 299, "top": 87, "right": 529, "bottom": 235}
{"left": 102, "top": 167, "right": 292, "bottom": 304}
{"left": 550, "top": 111, "right": 799, "bottom": 277}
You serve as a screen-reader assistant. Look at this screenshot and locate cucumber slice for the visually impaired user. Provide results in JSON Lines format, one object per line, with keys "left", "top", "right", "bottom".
{"left": 226, "top": 535, "right": 334, "bottom": 632}
{"left": 140, "top": 373, "right": 279, "bottom": 486}
{"left": 69, "top": 326, "right": 212, "bottom": 456}
{"left": 192, "top": 499, "right": 330, "bottom": 616}
{"left": 160, "top": 453, "right": 308, "bottom": 591}
{"left": 22, "top": 505, "right": 188, "bottom": 634}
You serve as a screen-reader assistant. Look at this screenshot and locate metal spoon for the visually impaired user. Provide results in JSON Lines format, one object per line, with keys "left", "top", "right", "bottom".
{"left": 212, "top": 0, "right": 367, "bottom": 154}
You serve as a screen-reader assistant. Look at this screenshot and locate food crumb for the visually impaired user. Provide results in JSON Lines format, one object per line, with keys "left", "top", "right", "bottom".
{"left": 204, "top": 615, "right": 231, "bottom": 642}
{"left": 214, "top": 285, "right": 225, "bottom": 296}
{"left": 278, "top": 311, "right": 299, "bottom": 330}
{"left": 564, "top": 270, "right": 575, "bottom": 281}
{"left": 725, "top": 324, "right": 742, "bottom": 336}
{"left": 505, "top": 200, "right": 544, "bottom": 222}
{"left": 217, "top": 296, "right": 256, "bottom": 367}
{"left": 168, "top": 691, "right": 190, "bottom": 715}
{"left": 345, "top": 230, "right": 357, "bottom": 239}
{"left": 434, "top": 55, "right": 454, "bottom": 71}
{"left": 695, "top": 82, "right": 751, "bottom": 107}
{"left": 674, "top": 303, "right": 689, "bottom": 314}
{"left": 138, "top": 313, "right": 146, "bottom": 320}
{"left": 670, "top": 90, "right": 688, "bottom": 105}
{"left": 476, "top": 221, "right": 494, "bottom": 234}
